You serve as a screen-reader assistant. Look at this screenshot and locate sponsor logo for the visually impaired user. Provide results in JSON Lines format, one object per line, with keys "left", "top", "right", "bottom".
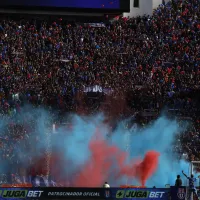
{"left": 125, "top": 190, "right": 149, "bottom": 198}
{"left": 0, "top": 190, "right": 43, "bottom": 198}
{"left": 105, "top": 190, "right": 110, "bottom": 198}
{"left": 177, "top": 188, "right": 185, "bottom": 199}
{"left": 27, "top": 191, "right": 44, "bottom": 198}
{"left": 116, "top": 190, "right": 125, "bottom": 199}
{"left": 116, "top": 190, "right": 165, "bottom": 199}
{"left": 149, "top": 192, "right": 165, "bottom": 198}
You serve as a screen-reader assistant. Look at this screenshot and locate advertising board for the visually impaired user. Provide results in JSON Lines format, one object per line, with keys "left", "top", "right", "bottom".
{"left": 0, "top": 0, "right": 130, "bottom": 12}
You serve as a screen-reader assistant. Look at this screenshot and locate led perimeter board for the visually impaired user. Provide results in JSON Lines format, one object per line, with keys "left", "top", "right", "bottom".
{"left": 0, "top": 0, "right": 130, "bottom": 13}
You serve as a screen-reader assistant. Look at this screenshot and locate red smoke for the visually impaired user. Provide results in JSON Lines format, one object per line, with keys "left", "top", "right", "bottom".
{"left": 136, "top": 151, "right": 160, "bottom": 186}
{"left": 73, "top": 137, "right": 160, "bottom": 187}
{"left": 30, "top": 135, "right": 159, "bottom": 187}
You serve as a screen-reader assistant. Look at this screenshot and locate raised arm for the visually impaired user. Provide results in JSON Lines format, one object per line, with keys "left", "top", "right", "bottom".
{"left": 182, "top": 170, "right": 188, "bottom": 178}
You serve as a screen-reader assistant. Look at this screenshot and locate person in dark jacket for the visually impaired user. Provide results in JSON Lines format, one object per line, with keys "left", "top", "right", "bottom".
{"left": 175, "top": 175, "right": 182, "bottom": 187}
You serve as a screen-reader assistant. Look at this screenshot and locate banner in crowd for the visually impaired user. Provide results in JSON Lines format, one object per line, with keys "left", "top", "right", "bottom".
{"left": 83, "top": 85, "right": 113, "bottom": 94}
{"left": 0, "top": 187, "right": 170, "bottom": 200}
{"left": 84, "top": 23, "right": 106, "bottom": 28}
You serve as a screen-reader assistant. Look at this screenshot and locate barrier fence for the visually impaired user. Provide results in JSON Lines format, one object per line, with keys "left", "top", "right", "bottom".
{"left": 0, "top": 186, "right": 189, "bottom": 200}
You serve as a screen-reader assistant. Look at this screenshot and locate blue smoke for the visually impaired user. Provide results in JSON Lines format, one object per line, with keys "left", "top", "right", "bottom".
{"left": 0, "top": 107, "right": 193, "bottom": 187}
{"left": 62, "top": 115, "right": 95, "bottom": 166}
{"left": 56, "top": 114, "right": 190, "bottom": 187}
{"left": 109, "top": 116, "right": 190, "bottom": 187}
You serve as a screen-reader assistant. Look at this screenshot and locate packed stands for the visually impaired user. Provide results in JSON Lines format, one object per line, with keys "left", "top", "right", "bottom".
{"left": 0, "top": 0, "right": 200, "bottom": 183}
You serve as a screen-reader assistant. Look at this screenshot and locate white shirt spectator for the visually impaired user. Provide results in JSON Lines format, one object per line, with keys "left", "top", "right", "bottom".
{"left": 103, "top": 182, "right": 110, "bottom": 188}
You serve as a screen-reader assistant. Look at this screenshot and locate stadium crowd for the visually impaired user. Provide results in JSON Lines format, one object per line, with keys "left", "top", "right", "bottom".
{"left": 0, "top": 0, "right": 200, "bottom": 182}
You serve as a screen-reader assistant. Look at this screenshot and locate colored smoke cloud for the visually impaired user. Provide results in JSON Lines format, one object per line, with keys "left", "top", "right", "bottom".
{"left": 0, "top": 106, "right": 190, "bottom": 187}
{"left": 72, "top": 135, "right": 159, "bottom": 187}
{"left": 136, "top": 151, "right": 160, "bottom": 187}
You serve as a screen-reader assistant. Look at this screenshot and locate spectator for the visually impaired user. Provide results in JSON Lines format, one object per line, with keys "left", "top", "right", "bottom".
{"left": 175, "top": 175, "right": 182, "bottom": 187}
{"left": 103, "top": 182, "right": 110, "bottom": 188}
